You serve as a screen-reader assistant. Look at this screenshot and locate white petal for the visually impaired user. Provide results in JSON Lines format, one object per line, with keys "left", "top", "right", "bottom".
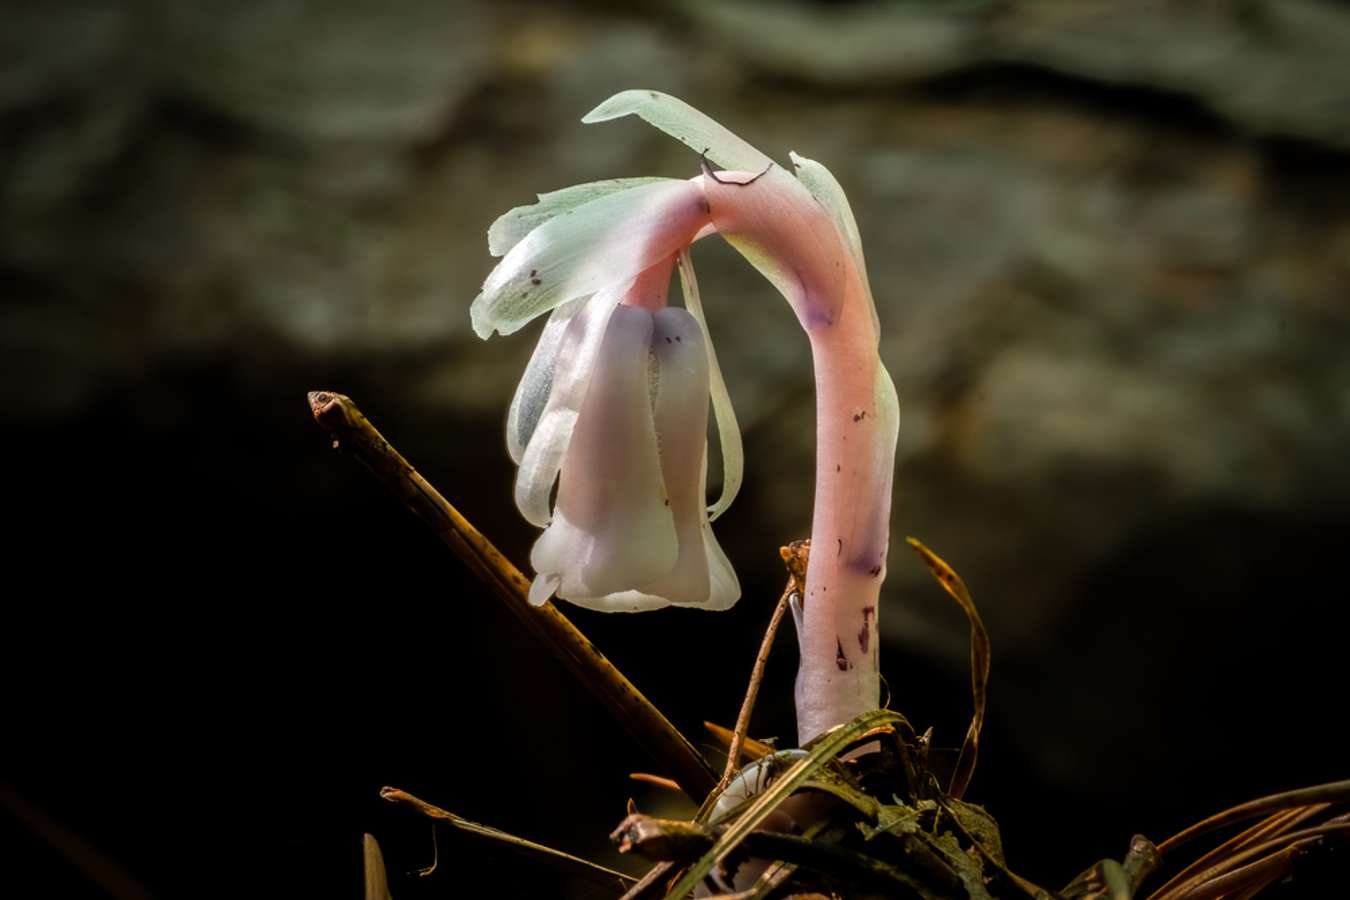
{"left": 788, "top": 151, "right": 879, "bottom": 340}
{"left": 582, "top": 90, "right": 774, "bottom": 173}
{"left": 471, "top": 179, "right": 709, "bottom": 338}
{"left": 700, "top": 527, "right": 741, "bottom": 611}
{"left": 528, "top": 572, "right": 560, "bottom": 607}
{"left": 677, "top": 251, "right": 743, "bottom": 521}
{"left": 488, "top": 177, "right": 666, "bottom": 258}
{"left": 576, "top": 588, "right": 672, "bottom": 613}
{"left": 638, "top": 308, "right": 713, "bottom": 607}
{"left": 530, "top": 306, "right": 678, "bottom": 604}
{"left": 513, "top": 284, "right": 626, "bottom": 525}
{"left": 505, "top": 295, "right": 586, "bottom": 463}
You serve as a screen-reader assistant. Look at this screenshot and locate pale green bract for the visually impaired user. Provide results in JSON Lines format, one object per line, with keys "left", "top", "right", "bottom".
{"left": 487, "top": 177, "right": 666, "bottom": 258}
{"left": 581, "top": 89, "right": 774, "bottom": 173}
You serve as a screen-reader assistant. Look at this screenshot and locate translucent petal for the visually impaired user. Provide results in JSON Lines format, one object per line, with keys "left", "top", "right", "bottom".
{"left": 582, "top": 90, "right": 774, "bottom": 173}
{"left": 638, "top": 308, "right": 713, "bottom": 606}
{"left": 513, "top": 284, "right": 627, "bottom": 525}
{"left": 700, "top": 526, "right": 741, "bottom": 611}
{"left": 471, "top": 179, "right": 710, "bottom": 338}
{"left": 677, "top": 251, "right": 743, "bottom": 520}
{"left": 529, "top": 306, "right": 679, "bottom": 607}
{"left": 788, "top": 151, "right": 879, "bottom": 340}
{"left": 505, "top": 295, "right": 586, "bottom": 463}
{"left": 488, "top": 177, "right": 667, "bottom": 258}
{"left": 577, "top": 588, "right": 672, "bottom": 614}
{"left": 528, "top": 572, "right": 560, "bottom": 607}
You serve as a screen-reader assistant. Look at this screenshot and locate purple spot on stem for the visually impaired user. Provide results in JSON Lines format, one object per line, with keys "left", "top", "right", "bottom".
{"left": 858, "top": 607, "right": 875, "bottom": 654}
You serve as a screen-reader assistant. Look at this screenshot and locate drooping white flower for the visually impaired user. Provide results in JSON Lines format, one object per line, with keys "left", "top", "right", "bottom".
{"left": 475, "top": 178, "right": 742, "bottom": 612}
{"left": 472, "top": 89, "right": 902, "bottom": 749}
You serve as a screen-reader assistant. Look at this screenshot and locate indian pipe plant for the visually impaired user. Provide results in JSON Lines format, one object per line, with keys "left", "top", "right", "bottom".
{"left": 310, "top": 90, "right": 1349, "bottom": 900}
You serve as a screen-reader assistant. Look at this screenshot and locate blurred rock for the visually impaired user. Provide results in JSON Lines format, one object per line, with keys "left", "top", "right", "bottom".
{"left": 683, "top": 0, "right": 1350, "bottom": 149}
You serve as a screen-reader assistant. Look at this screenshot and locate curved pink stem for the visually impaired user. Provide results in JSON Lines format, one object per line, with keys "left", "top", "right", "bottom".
{"left": 702, "top": 167, "right": 897, "bottom": 743}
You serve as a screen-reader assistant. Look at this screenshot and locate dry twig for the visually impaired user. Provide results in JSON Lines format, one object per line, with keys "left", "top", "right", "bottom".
{"left": 309, "top": 391, "right": 716, "bottom": 798}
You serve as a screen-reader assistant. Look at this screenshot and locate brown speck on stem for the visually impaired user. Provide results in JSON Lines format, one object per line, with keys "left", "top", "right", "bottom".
{"left": 858, "top": 607, "right": 875, "bottom": 654}
{"left": 835, "top": 639, "right": 850, "bottom": 671}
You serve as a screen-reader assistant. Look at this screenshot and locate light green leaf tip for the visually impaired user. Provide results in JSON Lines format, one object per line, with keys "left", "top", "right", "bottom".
{"left": 582, "top": 89, "right": 774, "bottom": 173}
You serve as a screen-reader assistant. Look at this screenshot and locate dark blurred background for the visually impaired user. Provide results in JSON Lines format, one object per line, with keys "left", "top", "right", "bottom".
{"left": 4, "top": 1, "right": 1349, "bottom": 897}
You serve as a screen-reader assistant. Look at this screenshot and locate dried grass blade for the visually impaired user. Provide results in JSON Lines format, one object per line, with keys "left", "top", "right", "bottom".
{"left": 1154, "top": 822, "right": 1350, "bottom": 900}
{"left": 309, "top": 391, "right": 717, "bottom": 798}
{"left": 1155, "top": 781, "right": 1350, "bottom": 855}
{"left": 906, "top": 537, "right": 989, "bottom": 800}
{"left": 1146, "top": 805, "right": 1327, "bottom": 899}
{"left": 662, "top": 709, "right": 905, "bottom": 898}
{"left": 380, "top": 787, "right": 635, "bottom": 892}
{"left": 363, "top": 834, "right": 393, "bottom": 900}
{"left": 702, "top": 723, "right": 774, "bottom": 762}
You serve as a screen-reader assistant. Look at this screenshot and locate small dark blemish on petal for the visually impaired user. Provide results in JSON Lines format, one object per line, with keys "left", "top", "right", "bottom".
{"left": 836, "top": 464, "right": 841, "bottom": 472}
{"left": 836, "top": 538, "right": 843, "bottom": 558}
{"left": 869, "top": 565, "right": 882, "bottom": 577}
{"left": 530, "top": 269, "right": 537, "bottom": 277}
{"left": 675, "top": 335, "right": 681, "bottom": 342}
{"left": 531, "top": 277, "right": 542, "bottom": 286}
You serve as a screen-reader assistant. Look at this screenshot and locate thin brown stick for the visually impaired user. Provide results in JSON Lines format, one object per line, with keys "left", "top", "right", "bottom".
{"left": 702, "top": 722, "right": 775, "bottom": 762}
{"left": 722, "top": 579, "right": 793, "bottom": 786}
{"left": 692, "top": 547, "right": 801, "bottom": 823}
{"left": 629, "top": 773, "right": 683, "bottom": 792}
{"left": 380, "top": 787, "right": 635, "bottom": 890}
{"left": 1154, "top": 780, "right": 1350, "bottom": 855}
{"left": 310, "top": 391, "right": 717, "bottom": 799}
{"left": 0, "top": 784, "right": 155, "bottom": 900}
{"left": 618, "top": 861, "right": 676, "bottom": 900}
